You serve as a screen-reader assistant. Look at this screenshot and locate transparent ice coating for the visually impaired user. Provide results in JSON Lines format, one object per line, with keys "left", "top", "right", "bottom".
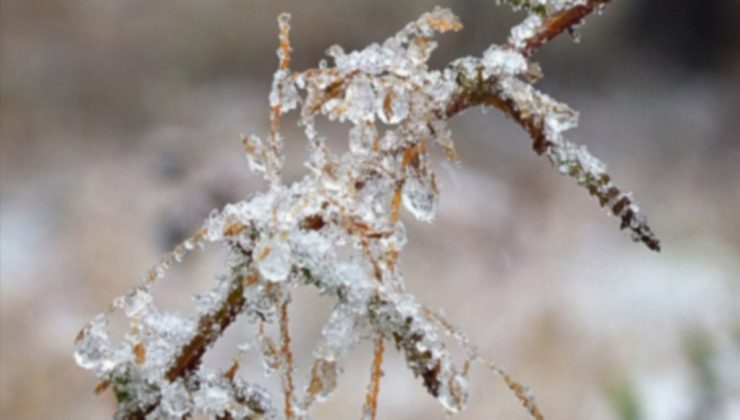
{"left": 74, "top": 313, "right": 115, "bottom": 374}
{"left": 76, "top": 3, "right": 656, "bottom": 418}
{"left": 497, "top": 0, "right": 587, "bottom": 15}
{"left": 509, "top": 14, "right": 544, "bottom": 50}
{"left": 71, "top": 7, "right": 520, "bottom": 417}
{"left": 255, "top": 236, "right": 293, "bottom": 282}
{"left": 159, "top": 380, "right": 192, "bottom": 418}
{"left": 482, "top": 46, "right": 528, "bottom": 77}
{"left": 401, "top": 172, "right": 438, "bottom": 222}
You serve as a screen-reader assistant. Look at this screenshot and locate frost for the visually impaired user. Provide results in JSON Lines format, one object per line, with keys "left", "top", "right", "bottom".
{"left": 193, "top": 381, "right": 232, "bottom": 416}
{"left": 321, "top": 304, "right": 365, "bottom": 360}
{"left": 76, "top": 3, "right": 659, "bottom": 419}
{"left": 305, "top": 358, "right": 339, "bottom": 404}
{"left": 255, "top": 236, "right": 292, "bottom": 282}
{"left": 274, "top": 78, "right": 300, "bottom": 112}
{"left": 193, "top": 275, "right": 233, "bottom": 315}
{"left": 544, "top": 105, "right": 579, "bottom": 139}
{"left": 116, "top": 288, "right": 153, "bottom": 318}
{"left": 160, "top": 380, "right": 191, "bottom": 417}
{"left": 497, "top": 0, "right": 586, "bottom": 15}
{"left": 509, "top": 14, "right": 544, "bottom": 50}
{"left": 545, "top": 0, "right": 587, "bottom": 12}
{"left": 344, "top": 77, "right": 378, "bottom": 123}
{"left": 138, "top": 310, "right": 197, "bottom": 378}
{"left": 482, "top": 46, "right": 528, "bottom": 77}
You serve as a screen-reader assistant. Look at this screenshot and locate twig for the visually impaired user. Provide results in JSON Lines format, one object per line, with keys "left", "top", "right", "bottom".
{"left": 279, "top": 295, "right": 296, "bottom": 419}
{"left": 129, "top": 270, "right": 256, "bottom": 417}
{"left": 77, "top": 4, "right": 661, "bottom": 418}
{"left": 362, "top": 333, "right": 385, "bottom": 420}
{"left": 442, "top": 0, "right": 660, "bottom": 251}
{"left": 518, "top": 0, "right": 613, "bottom": 57}
{"left": 166, "top": 272, "right": 253, "bottom": 381}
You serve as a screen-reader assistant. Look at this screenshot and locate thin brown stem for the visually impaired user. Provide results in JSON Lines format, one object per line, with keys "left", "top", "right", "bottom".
{"left": 165, "top": 273, "right": 251, "bottom": 381}
{"left": 362, "top": 334, "right": 385, "bottom": 420}
{"left": 279, "top": 296, "right": 296, "bottom": 420}
{"left": 126, "top": 271, "right": 255, "bottom": 417}
{"left": 442, "top": 0, "right": 660, "bottom": 252}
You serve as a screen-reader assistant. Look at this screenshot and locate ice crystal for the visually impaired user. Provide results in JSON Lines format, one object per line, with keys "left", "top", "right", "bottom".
{"left": 401, "top": 172, "right": 438, "bottom": 222}
{"left": 160, "top": 380, "right": 191, "bottom": 417}
{"left": 509, "top": 14, "right": 544, "bottom": 50}
{"left": 74, "top": 313, "right": 114, "bottom": 373}
{"left": 482, "top": 46, "right": 529, "bottom": 77}
{"left": 255, "top": 236, "right": 293, "bottom": 282}
{"left": 76, "top": 3, "right": 659, "bottom": 419}
{"left": 118, "top": 288, "right": 153, "bottom": 318}
{"left": 497, "top": 0, "right": 587, "bottom": 15}
{"left": 192, "top": 381, "right": 232, "bottom": 416}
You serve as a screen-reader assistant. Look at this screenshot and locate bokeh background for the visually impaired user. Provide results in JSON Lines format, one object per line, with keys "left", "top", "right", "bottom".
{"left": 2, "top": 1, "right": 739, "bottom": 419}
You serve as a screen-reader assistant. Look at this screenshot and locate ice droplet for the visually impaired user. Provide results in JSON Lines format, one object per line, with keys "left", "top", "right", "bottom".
{"left": 121, "top": 288, "right": 153, "bottom": 318}
{"left": 255, "top": 237, "right": 292, "bottom": 282}
{"left": 349, "top": 122, "right": 375, "bottom": 156}
{"left": 344, "top": 77, "right": 377, "bottom": 123}
{"left": 279, "top": 79, "right": 300, "bottom": 112}
{"left": 402, "top": 174, "right": 438, "bottom": 222}
{"left": 437, "top": 372, "right": 469, "bottom": 413}
{"left": 377, "top": 86, "right": 409, "bottom": 125}
{"left": 309, "top": 358, "right": 339, "bottom": 403}
{"left": 382, "top": 221, "right": 408, "bottom": 250}
{"left": 160, "top": 380, "right": 192, "bottom": 417}
{"left": 322, "top": 304, "right": 363, "bottom": 360}
{"left": 74, "top": 313, "right": 113, "bottom": 373}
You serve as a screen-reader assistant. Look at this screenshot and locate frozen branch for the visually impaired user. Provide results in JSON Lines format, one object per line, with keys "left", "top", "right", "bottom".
{"left": 75, "top": 2, "right": 661, "bottom": 419}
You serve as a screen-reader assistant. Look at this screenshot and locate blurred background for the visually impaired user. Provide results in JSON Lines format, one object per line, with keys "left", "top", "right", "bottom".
{"left": 1, "top": 0, "right": 739, "bottom": 418}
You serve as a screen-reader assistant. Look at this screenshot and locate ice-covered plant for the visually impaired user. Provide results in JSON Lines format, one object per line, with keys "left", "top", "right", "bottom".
{"left": 74, "top": 1, "right": 660, "bottom": 419}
